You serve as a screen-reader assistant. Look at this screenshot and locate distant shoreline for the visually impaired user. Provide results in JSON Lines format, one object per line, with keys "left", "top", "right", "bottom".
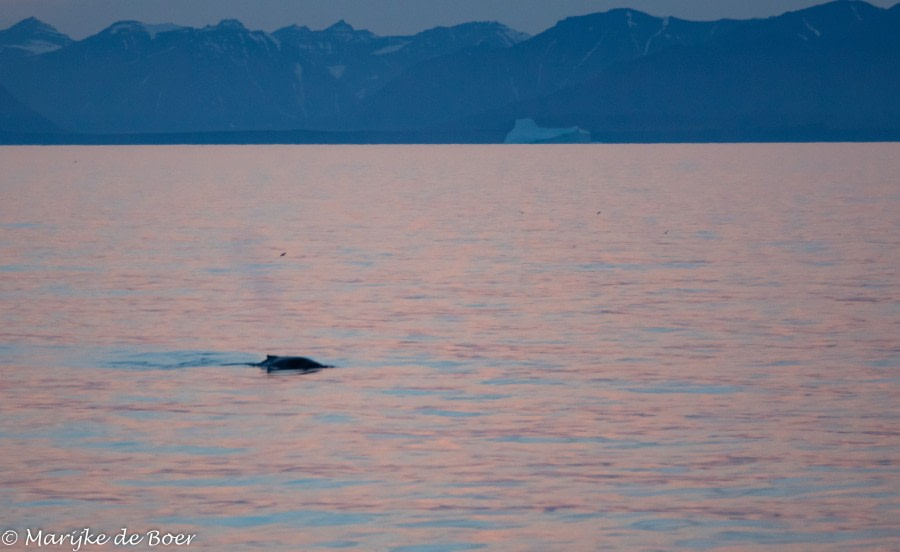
{"left": 2, "top": 128, "right": 899, "bottom": 146}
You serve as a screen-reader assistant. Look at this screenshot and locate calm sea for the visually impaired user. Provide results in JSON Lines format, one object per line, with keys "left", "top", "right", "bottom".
{"left": 1, "top": 144, "right": 899, "bottom": 551}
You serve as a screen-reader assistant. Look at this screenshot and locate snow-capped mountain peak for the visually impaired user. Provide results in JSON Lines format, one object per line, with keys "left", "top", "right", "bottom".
{"left": 0, "top": 17, "right": 72, "bottom": 57}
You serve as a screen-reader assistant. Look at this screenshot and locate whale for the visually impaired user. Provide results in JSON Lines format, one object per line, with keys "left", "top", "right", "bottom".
{"left": 253, "top": 355, "right": 334, "bottom": 374}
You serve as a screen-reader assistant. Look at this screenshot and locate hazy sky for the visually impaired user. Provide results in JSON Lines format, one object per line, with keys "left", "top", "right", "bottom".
{"left": 1, "top": 0, "right": 897, "bottom": 38}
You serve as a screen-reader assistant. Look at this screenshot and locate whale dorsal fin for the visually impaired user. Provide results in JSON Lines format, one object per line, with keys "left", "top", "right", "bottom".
{"left": 266, "top": 355, "right": 276, "bottom": 360}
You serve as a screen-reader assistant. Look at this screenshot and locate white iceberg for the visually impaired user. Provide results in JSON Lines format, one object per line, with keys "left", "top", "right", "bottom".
{"left": 504, "top": 118, "right": 591, "bottom": 144}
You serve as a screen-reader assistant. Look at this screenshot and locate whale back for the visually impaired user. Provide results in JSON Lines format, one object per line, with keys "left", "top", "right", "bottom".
{"left": 258, "top": 355, "right": 334, "bottom": 373}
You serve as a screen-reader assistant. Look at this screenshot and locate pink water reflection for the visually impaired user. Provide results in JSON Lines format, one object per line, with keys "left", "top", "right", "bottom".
{"left": 1, "top": 144, "right": 900, "bottom": 550}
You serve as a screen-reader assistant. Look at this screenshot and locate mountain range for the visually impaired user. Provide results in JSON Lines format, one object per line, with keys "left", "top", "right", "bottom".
{"left": 1, "top": 0, "right": 898, "bottom": 143}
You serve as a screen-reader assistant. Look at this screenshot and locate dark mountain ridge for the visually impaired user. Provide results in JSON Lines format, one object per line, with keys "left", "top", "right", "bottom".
{"left": 514, "top": 0, "right": 900, "bottom": 141}
{"left": 0, "top": 17, "right": 528, "bottom": 134}
{"left": 1, "top": 1, "right": 898, "bottom": 143}
{"left": 356, "top": 0, "right": 900, "bottom": 135}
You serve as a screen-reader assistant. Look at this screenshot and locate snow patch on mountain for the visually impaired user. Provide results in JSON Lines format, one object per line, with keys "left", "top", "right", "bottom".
{"left": 802, "top": 18, "right": 822, "bottom": 37}
{"left": 373, "top": 42, "right": 409, "bottom": 55}
{"left": 9, "top": 39, "right": 62, "bottom": 54}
